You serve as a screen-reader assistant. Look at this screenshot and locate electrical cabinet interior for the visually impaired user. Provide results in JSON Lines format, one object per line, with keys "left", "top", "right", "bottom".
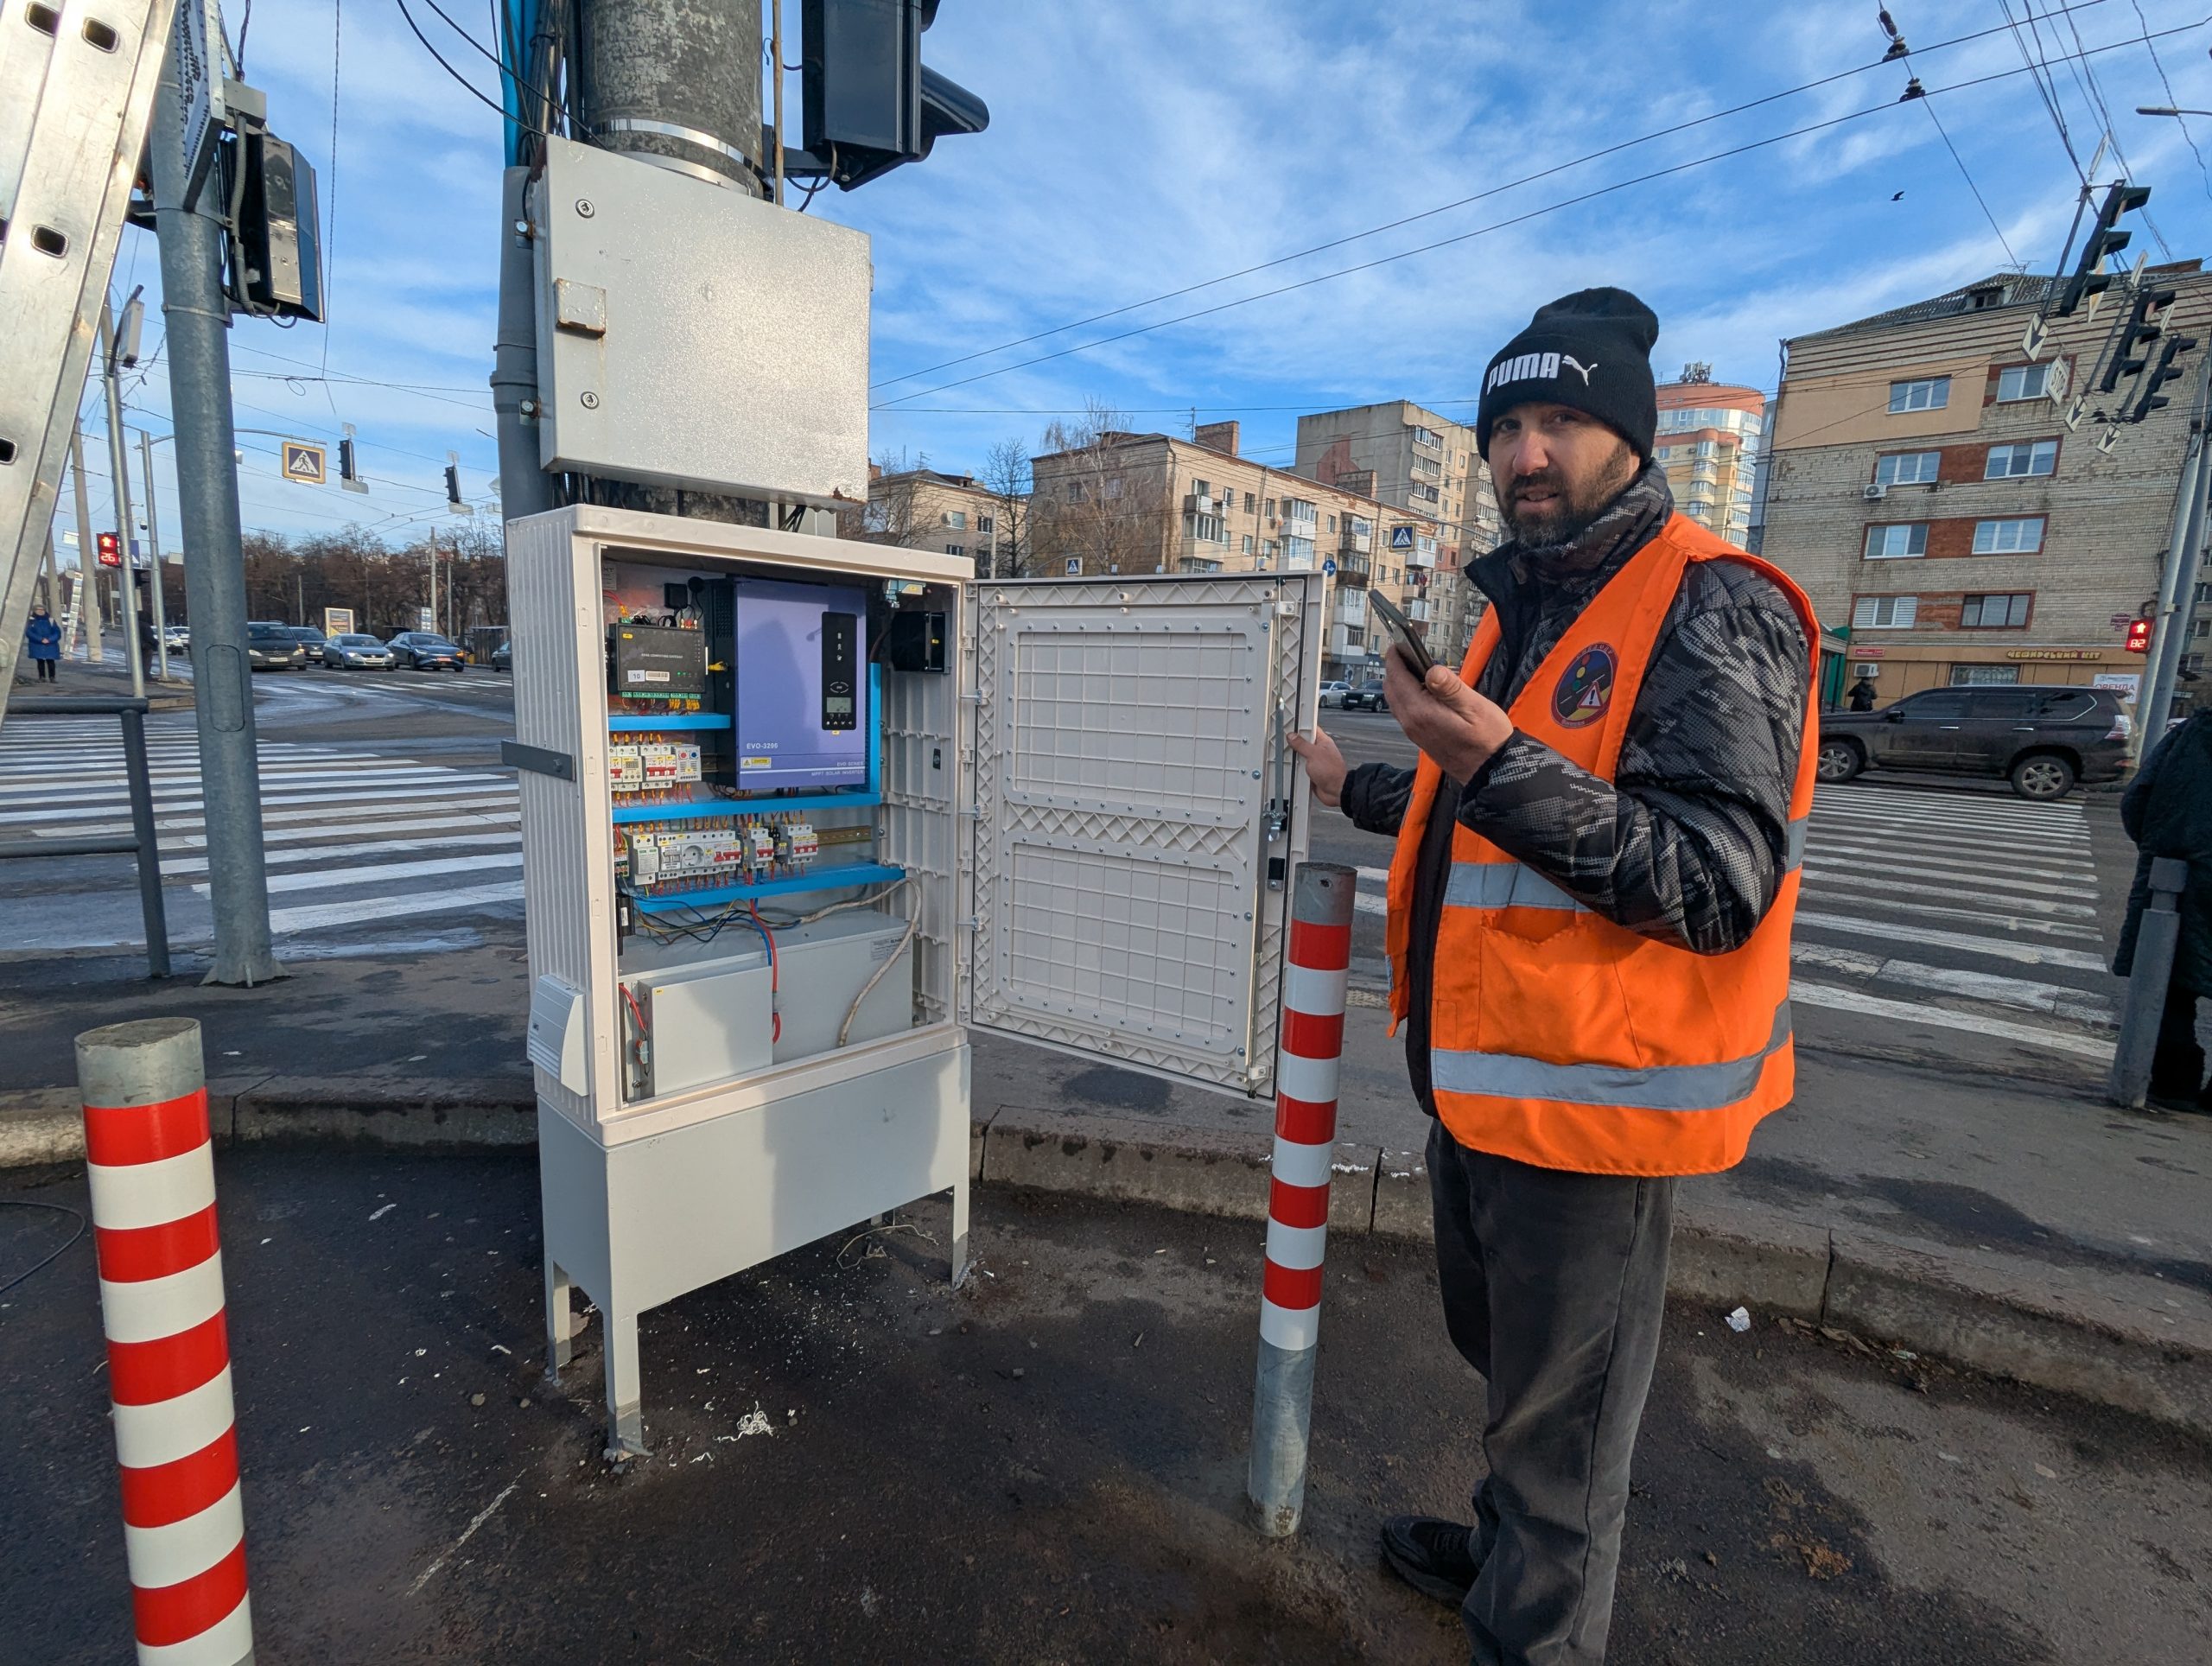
{"left": 507, "top": 505, "right": 1320, "bottom": 1452}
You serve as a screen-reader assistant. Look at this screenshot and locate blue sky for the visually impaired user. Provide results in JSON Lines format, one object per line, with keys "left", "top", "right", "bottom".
{"left": 83, "top": 0, "right": 2212, "bottom": 548}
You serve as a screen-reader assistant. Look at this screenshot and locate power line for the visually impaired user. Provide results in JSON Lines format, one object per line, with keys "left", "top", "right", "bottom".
{"left": 868, "top": 0, "right": 2124, "bottom": 395}
{"left": 872, "top": 17, "right": 2209, "bottom": 414}
{"left": 2131, "top": 0, "right": 2212, "bottom": 203}
{"left": 2043, "top": 0, "right": 2177, "bottom": 256}
{"left": 1915, "top": 92, "right": 2022, "bottom": 267}
{"left": 393, "top": 0, "right": 544, "bottom": 131}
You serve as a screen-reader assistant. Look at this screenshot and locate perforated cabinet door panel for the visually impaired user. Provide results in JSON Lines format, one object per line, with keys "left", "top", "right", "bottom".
{"left": 963, "top": 575, "right": 1316, "bottom": 1097}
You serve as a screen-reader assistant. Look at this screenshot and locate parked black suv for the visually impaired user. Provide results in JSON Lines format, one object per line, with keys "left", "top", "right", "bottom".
{"left": 1340, "top": 680, "right": 1389, "bottom": 712}
{"left": 1816, "top": 684, "right": 2130, "bottom": 799}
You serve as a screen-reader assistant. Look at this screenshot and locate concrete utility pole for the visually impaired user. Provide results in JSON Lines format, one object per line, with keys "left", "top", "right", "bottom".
{"left": 139, "top": 429, "right": 171, "bottom": 680}
{"left": 99, "top": 300, "right": 146, "bottom": 700}
{"left": 2134, "top": 353, "right": 2212, "bottom": 760}
{"left": 68, "top": 423, "right": 105, "bottom": 661}
{"left": 149, "top": 17, "right": 279, "bottom": 985}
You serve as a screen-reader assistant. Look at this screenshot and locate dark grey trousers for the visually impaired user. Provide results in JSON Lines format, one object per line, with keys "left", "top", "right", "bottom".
{"left": 1426, "top": 1119, "right": 1675, "bottom": 1666}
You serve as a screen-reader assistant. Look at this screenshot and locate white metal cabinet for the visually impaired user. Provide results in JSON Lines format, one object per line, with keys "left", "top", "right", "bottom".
{"left": 512, "top": 508, "right": 1319, "bottom": 1449}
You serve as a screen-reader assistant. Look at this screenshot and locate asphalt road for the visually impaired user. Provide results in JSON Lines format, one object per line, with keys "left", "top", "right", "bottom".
{"left": 3, "top": 1149, "right": 2205, "bottom": 1663}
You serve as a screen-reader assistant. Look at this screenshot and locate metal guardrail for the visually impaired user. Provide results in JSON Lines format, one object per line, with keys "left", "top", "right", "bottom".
{"left": 0, "top": 695, "right": 169, "bottom": 976}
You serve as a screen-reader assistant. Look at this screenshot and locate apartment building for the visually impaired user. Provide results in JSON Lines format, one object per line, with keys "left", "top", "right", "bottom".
{"left": 1655, "top": 369, "right": 1762, "bottom": 544}
{"left": 1294, "top": 400, "right": 1502, "bottom": 666}
{"left": 1760, "top": 263, "right": 2212, "bottom": 704}
{"left": 855, "top": 467, "right": 1020, "bottom": 571}
{"left": 1028, "top": 420, "right": 1446, "bottom": 683}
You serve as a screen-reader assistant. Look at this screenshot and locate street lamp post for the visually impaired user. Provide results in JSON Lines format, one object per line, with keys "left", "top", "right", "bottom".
{"left": 2137, "top": 105, "right": 2212, "bottom": 118}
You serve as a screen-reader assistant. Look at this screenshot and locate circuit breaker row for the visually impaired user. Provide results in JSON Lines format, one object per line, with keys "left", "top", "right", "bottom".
{"left": 608, "top": 741, "right": 703, "bottom": 792}
{"left": 621, "top": 814, "right": 822, "bottom": 892}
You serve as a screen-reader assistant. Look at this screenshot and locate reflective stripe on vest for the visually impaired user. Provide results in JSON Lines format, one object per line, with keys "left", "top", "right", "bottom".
{"left": 1443, "top": 815, "right": 1809, "bottom": 918}
{"left": 1431, "top": 999, "right": 1793, "bottom": 1112}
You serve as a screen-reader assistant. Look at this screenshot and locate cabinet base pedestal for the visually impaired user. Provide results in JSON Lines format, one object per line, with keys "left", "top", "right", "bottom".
{"left": 538, "top": 1042, "right": 972, "bottom": 1452}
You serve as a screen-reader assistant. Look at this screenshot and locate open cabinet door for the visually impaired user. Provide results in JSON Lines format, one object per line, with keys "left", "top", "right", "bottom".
{"left": 960, "top": 573, "right": 1321, "bottom": 1097}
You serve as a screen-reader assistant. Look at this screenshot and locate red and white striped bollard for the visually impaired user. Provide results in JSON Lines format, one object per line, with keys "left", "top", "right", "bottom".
{"left": 1249, "top": 862, "right": 1355, "bottom": 1537}
{"left": 77, "top": 1017, "right": 254, "bottom": 1666}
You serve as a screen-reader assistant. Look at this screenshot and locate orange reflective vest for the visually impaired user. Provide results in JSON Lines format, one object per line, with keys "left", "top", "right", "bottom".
{"left": 1384, "top": 512, "right": 1818, "bottom": 1178}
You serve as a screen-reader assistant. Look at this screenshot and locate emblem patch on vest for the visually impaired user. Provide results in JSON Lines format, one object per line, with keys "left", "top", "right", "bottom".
{"left": 1553, "top": 644, "right": 1618, "bottom": 728}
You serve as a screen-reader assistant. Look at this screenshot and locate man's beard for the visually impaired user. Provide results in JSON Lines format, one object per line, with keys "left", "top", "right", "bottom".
{"left": 1499, "top": 446, "right": 1637, "bottom": 558}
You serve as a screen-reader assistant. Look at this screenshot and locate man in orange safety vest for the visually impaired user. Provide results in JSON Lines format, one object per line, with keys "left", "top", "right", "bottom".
{"left": 1292, "top": 288, "right": 1816, "bottom": 1665}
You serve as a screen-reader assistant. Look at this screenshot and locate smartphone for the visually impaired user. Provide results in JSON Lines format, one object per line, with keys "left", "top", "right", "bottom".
{"left": 1367, "top": 589, "right": 1435, "bottom": 678}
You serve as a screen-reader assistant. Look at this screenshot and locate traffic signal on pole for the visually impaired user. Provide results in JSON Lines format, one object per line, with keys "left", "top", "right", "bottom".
{"left": 340, "top": 437, "right": 358, "bottom": 483}
{"left": 2126, "top": 334, "right": 2198, "bottom": 423}
{"left": 798, "top": 0, "right": 989, "bottom": 191}
{"left": 445, "top": 459, "right": 464, "bottom": 511}
{"left": 96, "top": 531, "right": 121, "bottom": 569}
{"left": 2054, "top": 182, "right": 2151, "bottom": 317}
{"left": 2126, "top": 617, "right": 2153, "bottom": 653}
{"left": 2100, "top": 285, "right": 2177, "bottom": 393}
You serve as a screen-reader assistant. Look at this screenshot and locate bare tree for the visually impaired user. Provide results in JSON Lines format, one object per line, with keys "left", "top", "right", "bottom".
{"left": 979, "top": 437, "right": 1033, "bottom": 578}
{"left": 839, "top": 449, "right": 935, "bottom": 548}
{"left": 1029, "top": 398, "right": 1169, "bottom": 576}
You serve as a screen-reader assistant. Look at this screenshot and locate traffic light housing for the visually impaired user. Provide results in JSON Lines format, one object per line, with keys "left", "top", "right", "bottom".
{"left": 2100, "top": 285, "right": 2177, "bottom": 393}
{"left": 2127, "top": 334, "right": 2198, "bottom": 423}
{"left": 2055, "top": 182, "right": 2150, "bottom": 318}
{"left": 445, "top": 461, "right": 464, "bottom": 511}
{"left": 798, "top": 0, "right": 989, "bottom": 191}
{"left": 96, "top": 531, "right": 121, "bottom": 569}
{"left": 2126, "top": 617, "right": 2153, "bottom": 653}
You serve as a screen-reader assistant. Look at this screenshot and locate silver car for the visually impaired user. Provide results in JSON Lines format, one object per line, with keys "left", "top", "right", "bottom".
{"left": 322, "top": 633, "right": 395, "bottom": 669}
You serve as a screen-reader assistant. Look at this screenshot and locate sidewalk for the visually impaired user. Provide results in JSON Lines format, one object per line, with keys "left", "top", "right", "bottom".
{"left": 8, "top": 636, "right": 193, "bottom": 710}
{"left": 3, "top": 939, "right": 2208, "bottom": 1440}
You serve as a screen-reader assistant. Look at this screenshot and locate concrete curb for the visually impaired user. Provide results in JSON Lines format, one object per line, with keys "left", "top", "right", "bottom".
{"left": 5, "top": 1085, "right": 2204, "bottom": 1441}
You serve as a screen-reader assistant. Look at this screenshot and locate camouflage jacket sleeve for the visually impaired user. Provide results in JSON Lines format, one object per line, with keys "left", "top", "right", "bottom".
{"left": 1342, "top": 762, "right": 1416, "bottom": 839}
{"left": 1457, "top": 562, "right": 1808, "bottom": 956}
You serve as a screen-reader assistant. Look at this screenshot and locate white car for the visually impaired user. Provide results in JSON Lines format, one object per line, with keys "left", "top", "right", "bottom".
{"left": 162, "top": 624, "right": 189, "bottom": 652}
{"left": 1319, "top": 680, "right": 1351, "bottom": 709}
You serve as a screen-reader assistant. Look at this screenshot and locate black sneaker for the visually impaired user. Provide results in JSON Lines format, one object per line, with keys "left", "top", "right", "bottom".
{"left": 1380, "top": 1514, "right": 1478, "bottom": 1606}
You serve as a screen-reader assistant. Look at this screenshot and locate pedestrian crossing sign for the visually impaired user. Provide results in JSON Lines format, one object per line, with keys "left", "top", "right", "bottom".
{"left": 282, "top": 442, "right": 327, "bottom": 485}
{"left": 1389, "top": 525, "right": 1415, "bottom": 550}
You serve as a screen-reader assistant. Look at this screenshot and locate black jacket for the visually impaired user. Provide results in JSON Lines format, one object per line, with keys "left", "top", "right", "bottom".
{"left": 1341, "top": 466, "right": 1810, "bottom": 1116}
{"left": 2115, "top": 711, "right": 2212, "bottom": 996}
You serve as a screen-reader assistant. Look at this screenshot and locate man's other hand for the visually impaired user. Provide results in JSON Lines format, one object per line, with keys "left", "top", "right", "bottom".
{"left": 1288, "top": 726, "right": 1350, "bottom": 807}
{"left": 1384, "top": 645, "right": 1514, "bottom": 782}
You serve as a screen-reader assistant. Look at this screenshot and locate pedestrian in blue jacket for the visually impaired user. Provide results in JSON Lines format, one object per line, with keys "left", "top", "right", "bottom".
{"left": 23, "top": 601, "right": 60, "bottom": 684}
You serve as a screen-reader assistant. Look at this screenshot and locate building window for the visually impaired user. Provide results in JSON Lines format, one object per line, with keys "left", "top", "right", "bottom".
{"left": 945, "top": 544, "right": 965, "bottom": 556}
{"left": 1192, "top": 479, "right": 1210, "bottom": 499}
{"left": 1264, "top": 499, "right": 1276, "bottom": 518}
{"left": 1243, "top": 492, "right": 1255, "bottom": 512}
{"left": 1192, "top": 513, "right": 1225, "bottom": 544}
{"left": 1413, "top": 425, "right": 1442, "bottom": 449}
{"left": 978, "top": 515, "right": 994, "bottom": 533}
{"left": 1851, "top": 595, "right": 1919, "bottom": 629}
{"left": 1066, "top": 481, "right": 1086, "bottom": 502}
{"left": 1888, "top": 376, "right": 1951, "bottom": 413}
{"left": 1996, "top": 364, "right": 2053, "bottom": 402}
{"left": 1874, "top": 450, "right": 1941, "bottom": 486}
{"left": 945, "top": 511, "right": 967, "bottom": 530}
{"left": 1242, "top": 534, "right": 1254, "bottom": 555}
{"left": 1960, "top": 592, "right": 2032, "bottom": 627}
{"left": 1327, "top": 514, "right": 1338, "bottom": 532}
{"left": 1865, "top": 524, "right": 1929, "bottom": 560}
{"left": 1972, "top": 517, "right": 2044, "bottom": 554}
{"left": 1284, "top": 535, "right": 1316, "bottom": 568}
{"left": 1950, "top": 664, "right": 2021, "bottom": 686}
{"left": 1103, "top": 477, "right": 1123, "bottom": 500}
{"left": 1287, "top": 499, "right": 1318, "bottom": 525}
{"left": 1065, "top": 557, "right": 1081, "bottom": 575}
{"left": 1985, "top": 440, "right": 2058, "bottom": 479}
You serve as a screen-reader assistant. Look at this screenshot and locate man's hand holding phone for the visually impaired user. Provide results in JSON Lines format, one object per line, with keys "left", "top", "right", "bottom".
{"left": 1384, "top": 645, "right": 1515, "bottom": 783}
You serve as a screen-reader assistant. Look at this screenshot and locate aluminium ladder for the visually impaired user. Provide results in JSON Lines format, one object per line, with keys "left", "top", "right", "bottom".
{"left": 0, "top": 0, "right": 176, "bottom": 728}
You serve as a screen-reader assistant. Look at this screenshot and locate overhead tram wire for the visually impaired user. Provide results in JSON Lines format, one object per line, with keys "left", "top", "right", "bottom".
{"left": 868, "top": 14, "right": 2212, "bottom": 414}
{"left": 2131, "top": 0, "right": 2212, "bottom": 201}
{"left": 867, "top": 0, "right": 2126, "bottom": 395}
{"left": 393, "top": 0, "right": 549, "bottom": 134}
{"left": 1885, "top": 22, "right": 2021, "bottom": 268}
{"left": 2043, "top": 0, "right": 2177, "bottom": 256}
{"left": 2003, "top": 0, "right": 2088, "bottom": 179}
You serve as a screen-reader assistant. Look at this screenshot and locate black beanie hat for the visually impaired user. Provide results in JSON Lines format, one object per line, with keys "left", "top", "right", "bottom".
{"left": 1475, "top": 287, "right": 1661, "bottom": 463}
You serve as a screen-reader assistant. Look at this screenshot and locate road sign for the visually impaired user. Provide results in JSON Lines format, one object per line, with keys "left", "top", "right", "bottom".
{"left": 418, "top": 607, "right": 436, "bottom": 633}
{"left": 324, "top": 607, "right": 355, "bottom": 637}
{"left": 1389, "top": 525, "right": 1414, "bottom": 550}
{"left": 1322, "top": 558, "right": 1337, "bottom": 575}
{"left": 281, "top": 442, "right": 327, "bottom": 485}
